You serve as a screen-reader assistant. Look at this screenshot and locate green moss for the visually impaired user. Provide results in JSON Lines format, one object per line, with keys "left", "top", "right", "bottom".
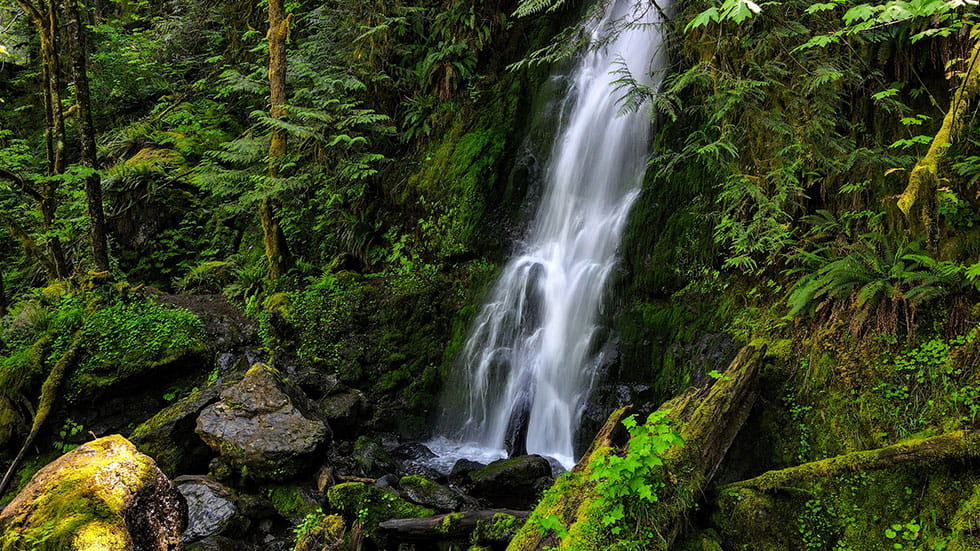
{"left": 66, "top": 300, "right": 207, "bottom": 401}
{"left": 0, "top": 436, "right": 163, "bottom": 551}
{"left": 267, "top": 485, "right": 320, "bottom": 523}
{"left": 326, "top": 482, "right": 434, "bottom": 539}
{"left": 439, "top": 512, "right": 465, "bottom": 534}
{"left": 472, "top": 513, "right": 523, "bottom": 544}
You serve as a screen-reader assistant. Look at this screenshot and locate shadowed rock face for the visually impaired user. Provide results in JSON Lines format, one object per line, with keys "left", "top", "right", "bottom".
{"left": 195, "top": 363, "right": 329, "bottom": 479}
{"left": 0, "top": 434, "right": 186, "bottom": 551}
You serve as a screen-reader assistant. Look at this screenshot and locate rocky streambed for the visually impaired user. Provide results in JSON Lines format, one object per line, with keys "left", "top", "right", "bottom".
{"left": 0, "top": 359, "right": 558, "bottom": 551}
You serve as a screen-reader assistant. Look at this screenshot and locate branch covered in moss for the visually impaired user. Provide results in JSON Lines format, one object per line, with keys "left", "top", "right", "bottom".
{"left": 897, "top": 33, "right": 980, "bottom": 248}
{"left": 725, "top": 430, "right": 980, "bottom": 493}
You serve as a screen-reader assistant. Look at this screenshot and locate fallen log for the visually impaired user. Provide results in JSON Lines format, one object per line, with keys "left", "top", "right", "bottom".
{"left": 378, "top": 509, "right": 529, "bottom": 540}
{"left": 507, "top": 345, "right": 766, "bottom": 551}
{"left": 725, "top": 429, "right": 980, "bottom": 493}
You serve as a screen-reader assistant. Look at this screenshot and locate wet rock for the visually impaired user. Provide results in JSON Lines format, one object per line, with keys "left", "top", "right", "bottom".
{"left": 449, "top": 458, "right": 486, "bottom": 487}
{"left": 0, "top": 435, "right": 186, "bottom": 551}
{"left": 186, "top": 536, "right": 257, "bottom": 551}
{"left": 353, "top": 436, "right": 396, "bottom": 477}
{"left": 376, "top": 474, "right": 400, "bottom": 489}
{"left": 196, "top": 363, "right": 330, "bottom": 479}
{"left": 391, "top": 442, "right": 437, "bottom": 462}
{"left": 399, "top": 475, "right": 477, "bottom": 512}
{"left": 176, "top": 475, "right": 240, "bottom": 542}
{"left": 467, "top": 455, "right": 553, "bottom": 508}
{"left": 320, "top": 389, "right": 369, "bottom": 437}
{"left": 131, "top": 375, "right": 240, "bottom": 476}
{"left": 396, "top": 461, "right": 444, "bottom": 482}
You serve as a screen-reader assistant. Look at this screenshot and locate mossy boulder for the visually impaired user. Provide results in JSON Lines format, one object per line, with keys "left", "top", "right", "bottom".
{"left": 399, "top": 475, "right": 475, "bottom": 511}
{"left": 67, "top": 300, "right": 209, "bottom": 403}
{"left": 196, "top": 363, "right": 330, "bottom": 480}
{"left": 471, "top": 512, "right": 526, "bottom": 547}
{"left": 131, "top": 375, "right": 239, "bottom": 476}
{"left": 319, "top": 389, "right": 369, "bottom": 438}
{"left": 293, "top": 513, "right": 345, "bottom": 551}
{"left": 0, "top": 434, "right": 186, "bottom": 551}
{"left": 326, "top": 482, "right": 434, "bottom": 538}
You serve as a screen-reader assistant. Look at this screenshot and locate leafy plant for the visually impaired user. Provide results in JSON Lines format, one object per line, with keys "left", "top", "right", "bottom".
{"left": 786, "top": 232, "right": 956, "bottom": 336}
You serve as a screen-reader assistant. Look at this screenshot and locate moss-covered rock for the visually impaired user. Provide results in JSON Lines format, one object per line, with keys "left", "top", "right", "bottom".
{"left": 130, "top": 374, "right": 239, "bottom": 476}
{"left": 265, "top": 484, "right": 321, "bottom": 523}
{"left": 293, "top": 512, "right": 345, "bottom": 551}
{"left": 352, "top": 436, "right": 396, "bottom": 477}
{"left": 399, "top": 475, "right": 473, "bottom": 511}
{"left": 67, "top": 299, "right": 209, "bottom": 402}
{"left": 471, "top": 512, "right": 525, "bottom": 546}
{"left": 0, "top": 435, "right": 185, "bottom": 551}
{"left": 326, "top": 482, "right": 434, "bottom": 539}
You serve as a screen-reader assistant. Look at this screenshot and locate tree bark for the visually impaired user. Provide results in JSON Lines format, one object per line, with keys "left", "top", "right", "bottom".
{"left": 262, "top": 0, "right": 293, "bottom": 280}
{"left": 724, "top": 430, "right": 980, "bottom": 493}
{"left": 66, "top": 0, "right": 110, "bottom": 272}
{"left": 507, "top": 346, "right": 766, "bottom": 551}
{"left": 17, "top": 0, "right": 71, "bottom": 279}
{"left": 0, "top": 330, "right": 83, "bottom": 498}
{"left": 378, "top": 510, "right": 529, "bottom": 541}
{"left": 897, "top": 36, "right": 980, "bottom": 250}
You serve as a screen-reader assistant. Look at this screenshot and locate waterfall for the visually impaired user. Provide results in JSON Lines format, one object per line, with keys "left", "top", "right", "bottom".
{"left": 432, "top": 0, "right": 667, "bottom": 471}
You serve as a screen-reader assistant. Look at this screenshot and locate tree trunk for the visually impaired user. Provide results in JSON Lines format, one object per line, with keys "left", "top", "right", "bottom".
{"left": 897, "top": 37, "right": 980, "bottom": 250}
{"left": 724, "top": 430, "right": 980, "bottom": 493}
{"left": 507, "top": 346, "right": 766, "bottom": 551}
{"left": 378, "top": 510, "right": 529, "bottom": 541}
{"left": 0, "top": 331, "right": 83, "bottom": 497}
{"left": 17, "top": 0, "right": 71, "bottom": 279}
{"left": 262, "top": 0, "right": 293, "bottom": 280}
{"left": 66, "top": 0, "right": 110, "bottom": 272}
{"left": 0, "top": 270, "right": 7, "bottom": 317}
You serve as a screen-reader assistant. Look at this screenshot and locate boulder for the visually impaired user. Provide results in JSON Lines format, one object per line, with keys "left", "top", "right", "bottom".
{"left": 196, "top": 363, "right": 329, "bottom": 479}
{"left": 399, "top": 475, "right": 477, "bottom": 511}
{"left": 466, "top": 455, "right": 552, "bottom": 508}
{"left": 319, "top": 389, "right": 369, "bottom": 436}
{"left": 131, "top": 375, "right": 239, "bottom": 476}
{"left": 352, "top": 436, "right": 396, "bottom": 477}
{"left": 0, "top": 435, "right": 186, "bottom": 551}
{"left": 176, "top": 476, "right": 240, "bottom": 542}
{"left": 449, "top": 458, "right": 486, "bottom": 487}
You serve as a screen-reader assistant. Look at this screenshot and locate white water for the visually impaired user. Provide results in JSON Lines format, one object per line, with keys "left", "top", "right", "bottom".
{"left": 433, "top": 0, "right": 666, "bottom": 471}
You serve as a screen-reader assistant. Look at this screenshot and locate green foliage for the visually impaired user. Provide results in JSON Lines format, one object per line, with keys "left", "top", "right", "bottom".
{"left": 587, "top": 412, "right": 683, "bottom": 541}
{"left": 785, "top": 231, "right": 956, "bottom": 336}
{"left": 66, "top": 299, "right": 206, "bottom": 400}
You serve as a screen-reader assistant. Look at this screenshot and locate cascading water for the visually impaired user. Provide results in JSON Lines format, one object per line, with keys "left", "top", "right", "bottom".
{"left": 430, "top": 0, "right": 667, "bottom": 471}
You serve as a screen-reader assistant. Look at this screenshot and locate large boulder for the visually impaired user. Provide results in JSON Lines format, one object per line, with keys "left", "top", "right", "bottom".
{"left": 0, "top": 435, "right": 186, "bottom": 551}
{"left": 196, "top": 363, "right": 329, "bottom": 479}
{"left": 131, "top": 375, "right": 239, "bottom": 476}
{"left": 466, "top": 455, "right": 553, "bottom": 508}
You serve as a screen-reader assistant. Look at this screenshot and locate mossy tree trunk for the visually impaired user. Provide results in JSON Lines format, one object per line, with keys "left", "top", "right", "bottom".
{"left": 724, "top": 430, "right": 980, "bottom": 493}
{"left": 0, "top": 330, "right": 84, "bottom": 497}
{"left": 262, "top": 0, "right": 293, "bottom": 281}
{"left": 897, "top": 34, "right": 980, "bottom": 250}
{"left": 66, "top": 0, "right": 111, "bottom": 273}
{"left": 15, "top": 0, "right": 71, "bottom": 279}
{"left": 507, "top": 346, "right": 766, "bottom": 551}
{"left": 0, "top": 171, "right": 60, "bottom": 278}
